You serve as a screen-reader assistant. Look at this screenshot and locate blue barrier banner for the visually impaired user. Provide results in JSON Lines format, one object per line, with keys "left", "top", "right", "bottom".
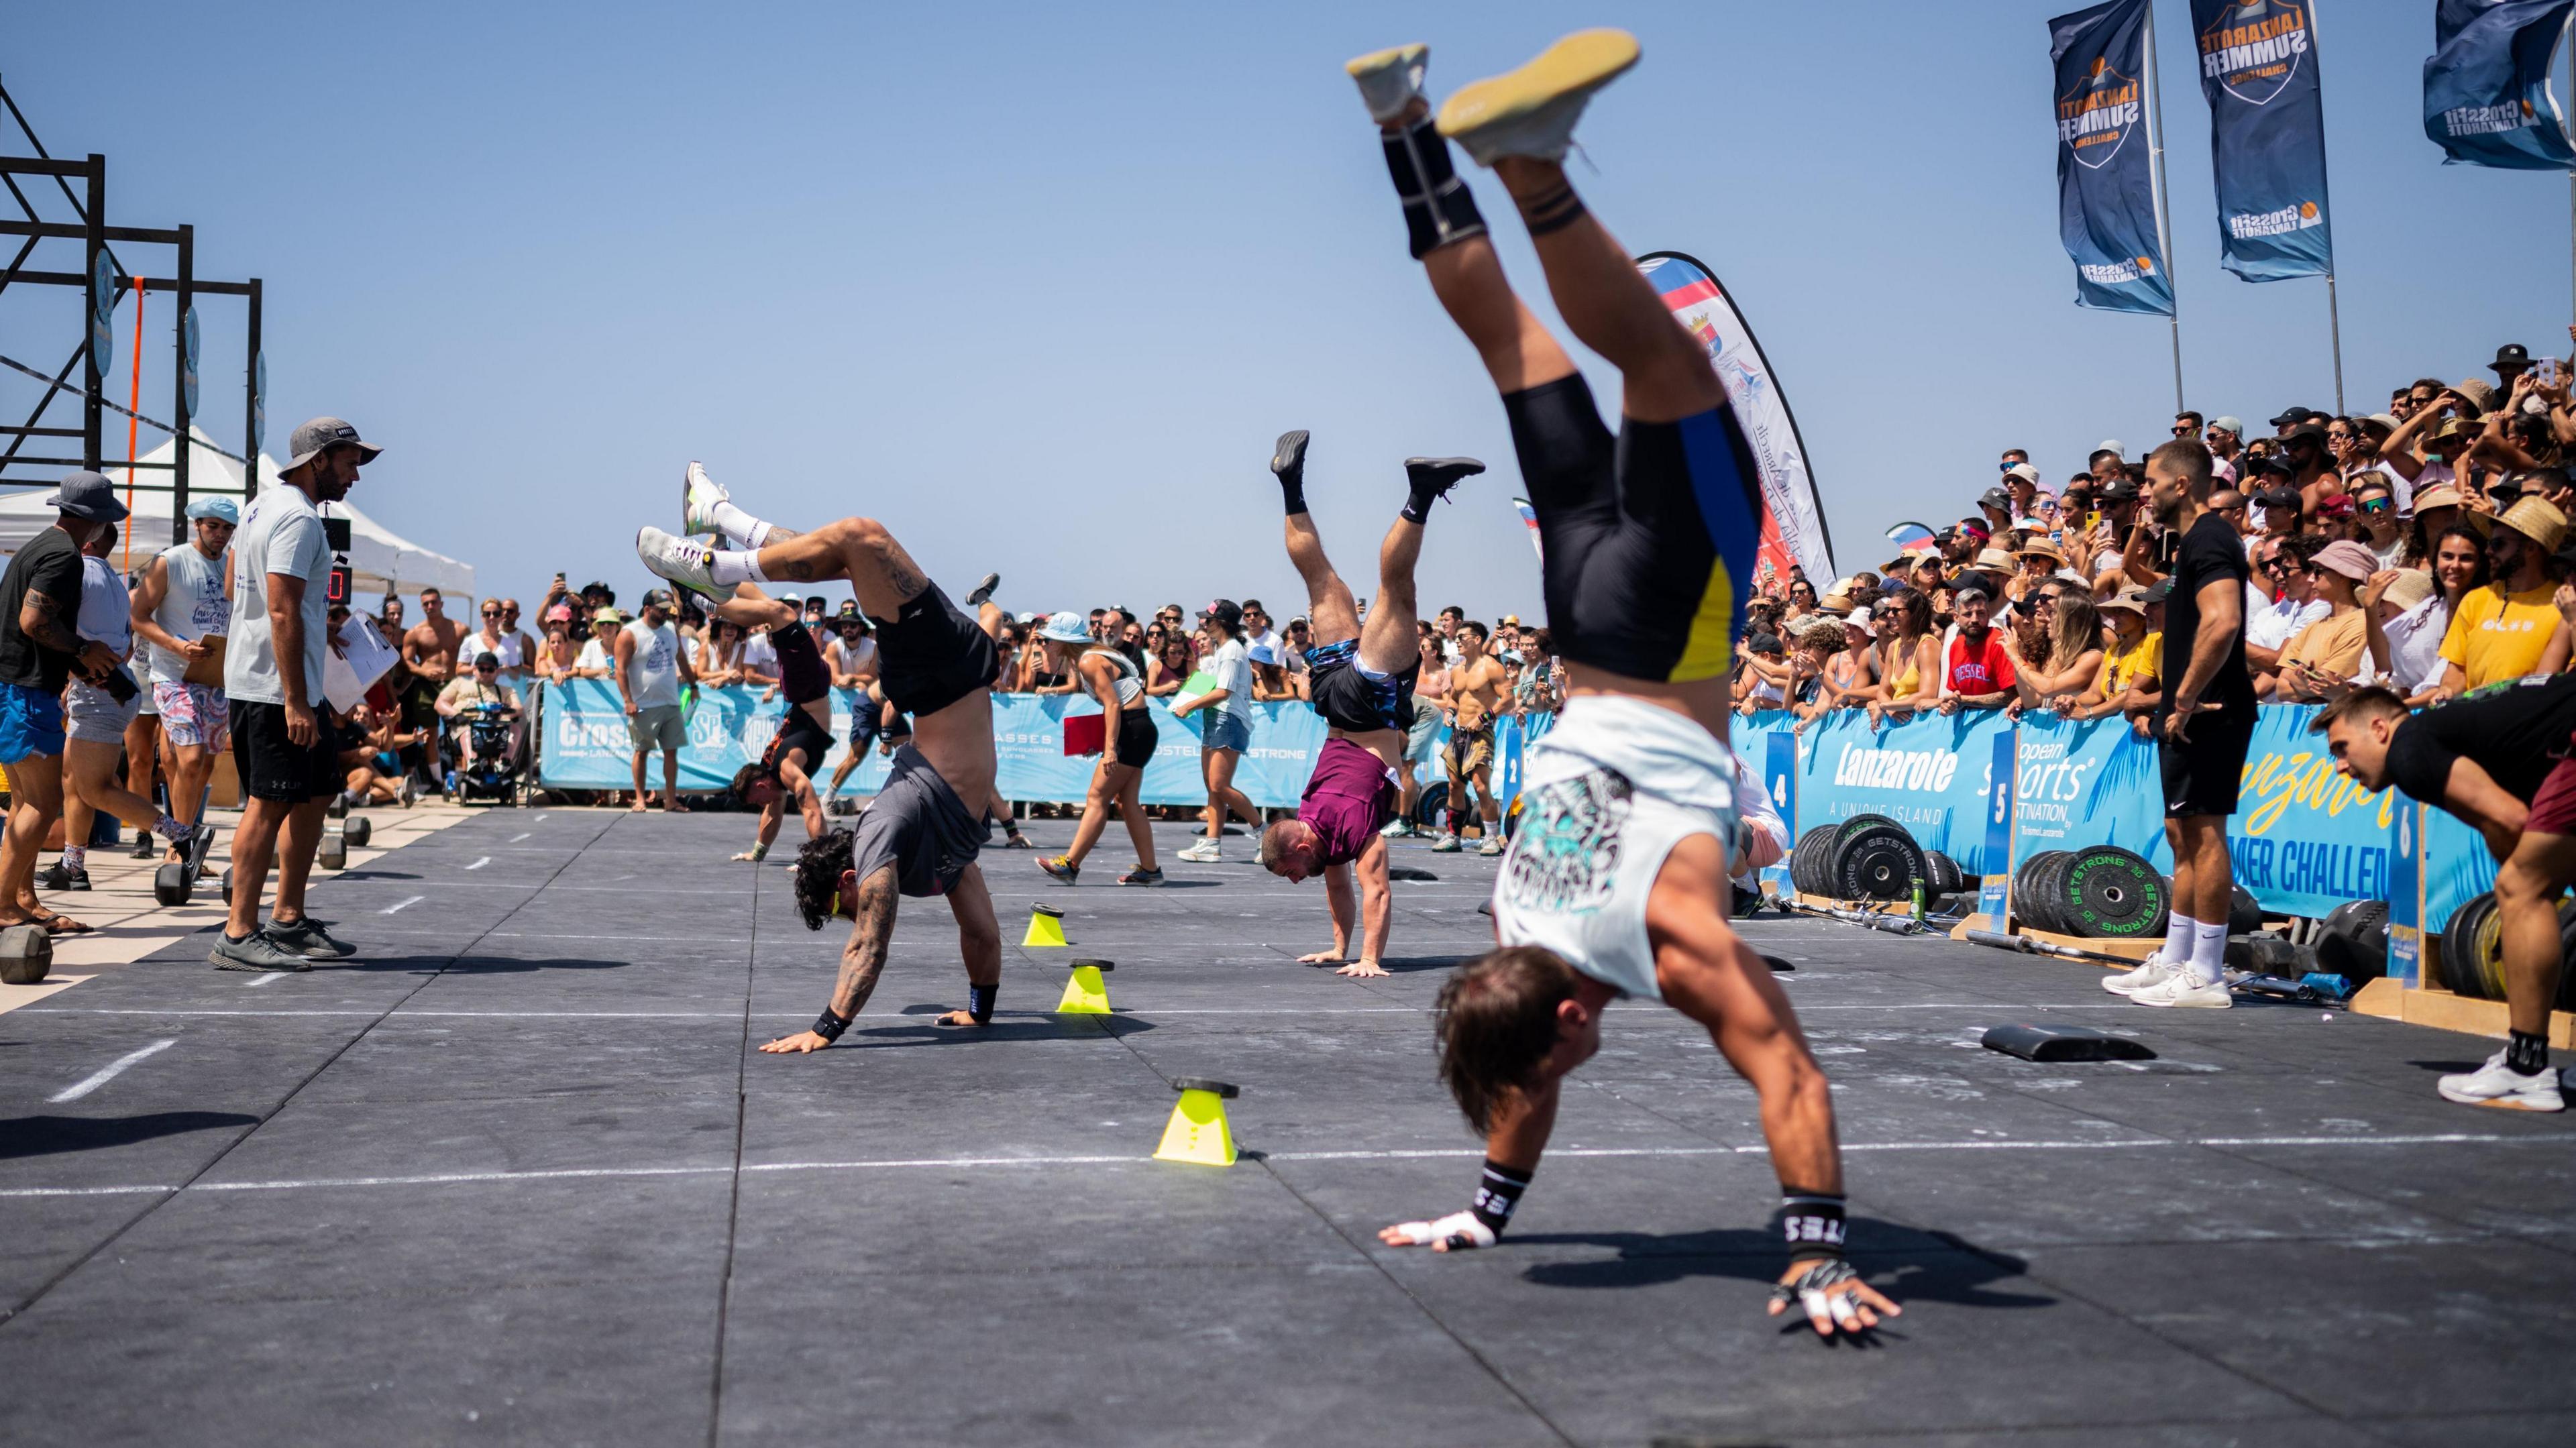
{"left": 1792, "top": 710, "right": 2014, "bottom": 874}
{"left": 2190, "top": 0, "right": 2333, "bottom": 282}
{"left": 2012, "top": 712, "right": 2173, "bottom": 872}
{"left": 2226, "top": 704, "right": 2406, "bottom": 920}
{"left": 2049, "top": 0, "right": 2176, "bottom": 316}
{"left": 1981, "top": 728, "right": 2016, "bottom": 914}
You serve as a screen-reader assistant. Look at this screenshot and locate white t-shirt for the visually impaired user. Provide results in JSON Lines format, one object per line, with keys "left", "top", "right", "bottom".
{"left": 76, "top": 555, "right": 131, "bottom": 653}
{"left": 742, "top": 632, "right": 778, "bottom": 675}
{"left": 2247, "top": 594, "right": 2328, "bottom": 653}
{"left": 2376, "top": 594, "right": 2453, "bottom": 694}
{"left": 574, "top": 637, "right": 612, "bottom": 673}
{"left": 1206, "top": 637, "right": 1254, "bottom": 721}
{"left": 225, "top": 485, "right": 332, "bottom": 706}
{"left": 622, "top": 618, "right": 682, "bottom": 709}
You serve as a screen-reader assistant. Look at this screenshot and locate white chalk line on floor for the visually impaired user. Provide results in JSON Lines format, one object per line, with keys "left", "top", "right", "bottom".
{"left": 0, "top": 1131, "right": 2560, "bottom": 1199}
{"left": 378, "top": 895, "right": 425, "bottom": 915}
{"left": 46, "top": 1038, "right": 176, "bottom": 1103}
{"left": 24, "top": 1002, "right": 2121, "bottom": 1021}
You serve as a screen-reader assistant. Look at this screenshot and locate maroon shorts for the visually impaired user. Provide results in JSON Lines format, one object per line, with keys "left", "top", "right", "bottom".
{"left": 2527, "top": 752, "right": 2576, "bottom": 836}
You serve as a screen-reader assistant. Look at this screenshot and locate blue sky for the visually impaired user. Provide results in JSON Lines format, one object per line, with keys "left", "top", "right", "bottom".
{"left": 4, "top": 1, "right": 2569, "bottom": 622}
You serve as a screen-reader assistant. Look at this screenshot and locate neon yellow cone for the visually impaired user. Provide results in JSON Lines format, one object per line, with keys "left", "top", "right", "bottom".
{"left": 1154, "top": 1078, "right": 1240, "bottom": 1167}
{"left": 1056, "top": 959, "right": 1112, "bottom": 1015}
{"left": 1022, "top": 904, "right": 1067, "bottom": 948}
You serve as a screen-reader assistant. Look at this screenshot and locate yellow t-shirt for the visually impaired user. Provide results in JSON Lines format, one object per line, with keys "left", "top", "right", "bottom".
{"left": 2438, "top": 583, "right": 2562, "bottom": 688}
{"left": 2279, "top": 609, "right": 2369, "bottom": 678}
{"left": 2095, "top": 629, "right": 2163, "bottom": 698}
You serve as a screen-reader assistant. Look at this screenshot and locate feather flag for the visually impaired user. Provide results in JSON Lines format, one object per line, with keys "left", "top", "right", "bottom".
{"left": 1885, "top": 521, "right": 1940, "bottom": 556}
{"left": 1511, "top": 496, "right": 1544, "bottom": 564}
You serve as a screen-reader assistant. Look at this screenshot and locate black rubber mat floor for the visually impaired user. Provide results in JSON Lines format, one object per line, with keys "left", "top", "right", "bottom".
{"left": 2, "top": 807, "right": 2571, "bottom": 1446}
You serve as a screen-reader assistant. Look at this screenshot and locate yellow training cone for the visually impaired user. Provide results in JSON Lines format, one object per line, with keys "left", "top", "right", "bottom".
{"left": 1154, "top": 1078, "right": 1240, "bottom": 1168}
{"left": 1022, "top": 903, "right": 1067, "bottom": 948}
{"left": 1056, "top": 958, "right": 1114, "bottom": 1015}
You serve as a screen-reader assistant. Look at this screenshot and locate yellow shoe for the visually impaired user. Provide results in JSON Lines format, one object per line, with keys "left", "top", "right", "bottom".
{"left": 1345, "top": 43, "right": 1430, "bottom": 123}
{"left": 1436, "top": 29, "right": 1640, "bottom": 166}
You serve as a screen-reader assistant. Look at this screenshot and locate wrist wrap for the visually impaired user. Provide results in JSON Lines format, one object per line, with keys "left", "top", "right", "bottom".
{"left": 1469, "top": 1160, "right": 1533, "bottom": 1236}
{"left": 1777, "top": 1192, "right": 1847, "bottom": 1264}
{"left": 810, "top": 1008, "right": 851, "bottom": 1042}
{"left": 967, "top": 982, "right": 997, "bottom": 1025}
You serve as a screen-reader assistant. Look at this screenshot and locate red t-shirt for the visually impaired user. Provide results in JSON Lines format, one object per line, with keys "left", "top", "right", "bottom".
{"left": 1944, "top": 628, "right": 2016, "bottom": 698}
{"left": 1299, "top": 736, "right": 1398, "bottom": 866}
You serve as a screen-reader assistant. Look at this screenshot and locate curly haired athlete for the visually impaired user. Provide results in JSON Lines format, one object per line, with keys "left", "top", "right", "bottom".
{"left": 1346, "top": 32, "right": 1898, "bottom": 1338}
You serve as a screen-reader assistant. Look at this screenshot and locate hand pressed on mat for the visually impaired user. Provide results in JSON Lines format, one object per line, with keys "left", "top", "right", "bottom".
{"left": 1767, "top": 1258, "right": 1901, "bottom": 1340}
{"left": 1378, "top": 1211, "right": 1494, "bottom": 1251}
{"left": 760, "top": 1029, "right": 835, "bottom": 1054}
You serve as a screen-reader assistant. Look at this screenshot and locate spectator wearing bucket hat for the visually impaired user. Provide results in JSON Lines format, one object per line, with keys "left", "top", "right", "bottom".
{"left": 129, "top": 493, "right": 239, "bottom": 871}
{"left": 2077, "top": 587, "right": 2161, "bottom": 731}
{"left": 574, "top": 606, "right": 623, "bottom": 679}
{"left": 0, "top": 471, "right": 129, "bottom": 934}
{"left": 2262, "top": 540, "right": 2377, "bottom": 702}
{"left": 2434, "top": 496, "right": 2571, "bottom": 694}
{"left": 215, "top": 416, "right": 380, "bottom": 972}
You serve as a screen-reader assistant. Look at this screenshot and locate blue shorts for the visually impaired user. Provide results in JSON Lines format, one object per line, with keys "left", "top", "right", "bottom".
{"left": 0, "top": 681, "right": 66, "bottom": 765}
{"left": 1200, "top": 710, "right": 1250, "bottom": 755}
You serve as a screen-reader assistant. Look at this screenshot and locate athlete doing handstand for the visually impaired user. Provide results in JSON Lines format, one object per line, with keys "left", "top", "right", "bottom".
{"left": 639, "top": 463, "right": 1005, "bottom": 1045}
{"left": 1252, "top": 430, "right": 1481, "bottom": 978}
{"left": 720, "top": 583, "right": 834, "bottom": 862}
{"left": 1347, "top": 32, "right": 1900, "bottom": 1337}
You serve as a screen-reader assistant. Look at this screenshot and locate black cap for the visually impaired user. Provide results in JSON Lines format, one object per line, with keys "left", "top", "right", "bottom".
{"left": 2269, "top": 406, "right": 2313, "bottom": 428}
{"left": 2247, "top": 453, "right": 2295, "bottom": 478}
{"left": 1978, "top": 486, "right": 2011, "bottom": 511}
{"left": 1197, "top": 598, "right": 1243, "bottom": 631}
{"left": 474, "top": 652, "right": 500, "bottom": 669}
{"left": 2097, "top": 475, "right": 2141, "bottom": 502}
{"left": 2494, "top": 343, "right": 2532, "bottom": 373}
{"left": 2286, "top": 423, "right": 2329, "bottom": 445}
{"left": 2141, "top": 576, "right": 2174, "bottom": 604}
{"left": 2255, "top": 486, "right": 2302, "bottom": 510}
{"left": 1745, "top": 631, "right": 1785, "bottom": 655}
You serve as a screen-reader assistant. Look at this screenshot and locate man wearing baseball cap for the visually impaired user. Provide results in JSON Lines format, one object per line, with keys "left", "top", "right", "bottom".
{"left": 0, "top": 471, "right": 129, "bottom": 934}
{"left": 214, "top": 416, "right": 379, "bottom": 971}
{"left": 129, "top": 493, "right": 239, "bottom": 882}
{"left": 2202, "top": 416, "right": 2243, "bottom": 483}
{"left": 614, "top": 588, "right": 696, "bottom": 813}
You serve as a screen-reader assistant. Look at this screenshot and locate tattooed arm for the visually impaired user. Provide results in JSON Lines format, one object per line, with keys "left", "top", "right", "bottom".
{"left": 21, "top": 590, "right": 111, "bottom": 681}
{"left": 759, "top": 865, "right": 898, "bottom": 1052}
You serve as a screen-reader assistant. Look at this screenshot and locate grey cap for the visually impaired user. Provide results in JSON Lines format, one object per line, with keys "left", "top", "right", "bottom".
{"left": 2210, "top": 416, "right": 2243, "bottom": 435}
{"left": 44, "top": 469, "right": 128, "bottom": 524}
{"left": 280, "top": 416, "right": 384, "bottom": 476}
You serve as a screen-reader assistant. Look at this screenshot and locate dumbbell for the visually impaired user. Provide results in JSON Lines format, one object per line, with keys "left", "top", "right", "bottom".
{"left": 319, "top": 820, "right": 348, "bottom": 872}
{"left": 0, "top": 922, "right": 51, "bottom": 985}
{"left": 220, "top": 866, "right": 234, "bottom": 906}
{"left": 154, "top": 861, "right": 193, "bottom": 907}
{"left": 344, "top": 815, "right": 371, "bottom": 848}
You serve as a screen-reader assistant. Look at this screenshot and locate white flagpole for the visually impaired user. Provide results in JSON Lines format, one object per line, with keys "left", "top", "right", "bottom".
{"left": 2143, "top": 1, "right": 2184, "bottom": 413}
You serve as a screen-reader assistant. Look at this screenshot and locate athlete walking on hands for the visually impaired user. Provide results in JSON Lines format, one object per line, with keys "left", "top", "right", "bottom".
{"left": 1252, "top": 429, "right": 1481, "bottom": 979}
{"left": 1346, "top": 32, "right": 1898, "bottom": 1337}
{"left": 639, "top": 463, "right": 1004, "bottom": 1047}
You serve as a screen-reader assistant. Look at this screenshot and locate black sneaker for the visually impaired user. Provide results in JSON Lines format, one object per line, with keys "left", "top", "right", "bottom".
{"left": 129, "top": 832, "right": 157, "bottom": 859}
{"left": 38, "top": 861, "right": 88, "bottom": 892}
{"left": 212, "top": 931, "right": 311, "bottom": 972}
{"left": 264, "top": 917, "right": 358, "bottom": 960}
{"left": 1118, "top": 866, "right": 1165, "bottom": 887}
{"left": 964, "top": 571, "right": 1002, "bottom": 608}
{"left": 1271, "top": 429, "right": 1311, "bottom": 480}
{"left": 1401, "top": 455, "right": 1485, "bottom": 506}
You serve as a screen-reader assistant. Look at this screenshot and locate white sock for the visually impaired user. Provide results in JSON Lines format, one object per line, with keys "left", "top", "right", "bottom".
{"left": 2155, "top": 913, "right": 2195, "bottom": 967}
{"left": 708, "top": 548, "right": 769, "bottom": 587}
{"left": 708, "top": 500, "right": 773, "bottom": 550}
{"left": 2187, "top": 918, "right": 2229, "bottom": 986}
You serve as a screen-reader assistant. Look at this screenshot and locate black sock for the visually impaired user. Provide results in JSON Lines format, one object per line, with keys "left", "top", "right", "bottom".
{"left": 2507, "top": 1029, "right": 2551, "bottom": 1076}
{"left": 1277, "top": 465, "right": 1307, "bottom": 518}
{"left": 1401, "top": 480, "right": 1442, "bottom": 524}
{"left": 967, "top": 982, "right": 997, "bottom": 1025}
{"left": 1380, "top": 115, "right": 1487, "bottom": 260}
{"left": 1515, "top": 180, "right": 1588, "bottom": 239}
{"left": 1469, "top": 1159, "right": 1532, "bottom": 1235}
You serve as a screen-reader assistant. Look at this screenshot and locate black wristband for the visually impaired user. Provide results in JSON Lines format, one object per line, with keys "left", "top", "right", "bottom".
{"left": 1469, "top": 1159, "right": 1534, "bottom": 1235}
{"left": 810, "top": 1008, "right": 851, "bottom": 1042}
{"left": 1777, "top": 1192, "right": 1847, "bottom": 1263}
{"left": 967, "top": 982, "right": 997, "bottom": 1025}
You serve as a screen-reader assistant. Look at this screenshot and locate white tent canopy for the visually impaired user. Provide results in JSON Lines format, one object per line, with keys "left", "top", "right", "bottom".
{"left": 0, "top": 427, "right": 476, "bottom": 598}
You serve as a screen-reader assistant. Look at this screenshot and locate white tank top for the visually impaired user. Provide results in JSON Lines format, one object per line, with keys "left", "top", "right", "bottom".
{"left": 467, "top": 630, "right": 523, "bottom": 669}
{"left": 148, "top": 541, "right": 228, "bottom": 685}
{"left": 1087, "top": 646, "right": 1143, "bottom": 705}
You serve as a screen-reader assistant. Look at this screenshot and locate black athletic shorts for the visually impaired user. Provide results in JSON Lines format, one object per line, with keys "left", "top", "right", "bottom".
{"left": 230, "top": 698, "right": 339, "bottom": 803}
{"left": 763, "top": 706, "right": 834, "bottom": 786}
{"left": 1501, "top": 373, "right": 1762, "bottom": 683}
{"left": 871, "top": 580, "right": 1000, "bottom": 720}
{"left": 2157, "top": 706, "right": 2255, "bottom": 819}
{"left": 1305, "top": 638, "right": 1419, "bottom": 736}
{"left": 1110, "top": 708, "right": 1157, "bottom": 769}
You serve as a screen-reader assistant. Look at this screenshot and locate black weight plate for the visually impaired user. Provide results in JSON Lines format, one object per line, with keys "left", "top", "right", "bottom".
{"left": 1833, "top": 813, "right": 1898, "bottom": 846}
{"left": 2012, "top": 852, "right": 2066, "bottom": 931}
{"left": 2229, "top": 884, "right": 2262, "bottom": 936}
{"left": 2467, "top": 893, "right": 2512, "bottom": 1002}
{"left": 2028, "top": 851, "right": 2078, "bottom": 935}
{"left": 2315, "top": 900, "right": 2390, "bottom": 984}
{"left": 2440, "top": 893, "right": 2498, "bottom": 998}
{"left": 2061, "top": 846, "right": 2168, "bottom": 939}
{"left": 1835, "top": 825, "right": 1924, "bottom": 902}
{"left": 2557, "top": 899, "right": 2576, "bottom": 1011}
{"left": 1793, "top": 825, "right": 1837, "bottom": 897}
{"left": 1924, "top": 850, "right": 1959, "bottom": 896}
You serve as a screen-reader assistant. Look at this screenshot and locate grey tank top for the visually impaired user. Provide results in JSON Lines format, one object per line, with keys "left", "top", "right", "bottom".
{"left": 1087, "top": 647, "right": 1143, "bottom": 705}
{"left": 148, "top": 541, "right": 228, "bottom": 685}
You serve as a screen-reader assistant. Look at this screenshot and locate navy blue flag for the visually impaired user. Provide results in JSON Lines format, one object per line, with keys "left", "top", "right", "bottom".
{"left": 2191, "top": 2, "right": 2333, "bottom": 282}
{"left": 2051, "top": 1, "right": 2174, "bottom": 316}
{"left": 2424, "top": 0, "right": 2576, "bottom": 170}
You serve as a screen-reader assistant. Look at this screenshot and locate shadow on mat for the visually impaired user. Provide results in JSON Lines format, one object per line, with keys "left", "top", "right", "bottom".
{"left": 432, "top": 956, "right": 634, "bottom": 975}
{"left": 1511, "top": 1225, "right": 2053, "bottom": 1309}
{"left": 1292, "top": 954, "right": 1470, "bottom": 975}
{"left": 325, "top": 871, "right": 420, "bottom": 882}
{"left": 0, "top": 1111, "right": 258, "bottom": 1160}
{"left": 822, "top": 1015, "right": 1150, "bottom": 1047}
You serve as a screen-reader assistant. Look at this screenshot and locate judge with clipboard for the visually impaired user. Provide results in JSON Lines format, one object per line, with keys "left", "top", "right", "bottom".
{"left": 1031, "top": 612, "right": 1164, "bottom": 887}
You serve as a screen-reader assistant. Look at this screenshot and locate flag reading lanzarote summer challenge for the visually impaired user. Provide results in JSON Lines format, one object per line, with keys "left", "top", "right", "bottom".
{"left": 2050, "top": 0, "right": 2174, "bottom": 316}
{"left": 2192, "top": 1, "right": 2333, "bottom": 282}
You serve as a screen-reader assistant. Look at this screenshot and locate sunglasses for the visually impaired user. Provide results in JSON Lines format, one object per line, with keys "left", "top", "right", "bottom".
{"left": 2359, "top": 498, "right": 2392, "bottom": 514}
{"left": 2171, "top": 424, "right": 2196, "bottom": 435}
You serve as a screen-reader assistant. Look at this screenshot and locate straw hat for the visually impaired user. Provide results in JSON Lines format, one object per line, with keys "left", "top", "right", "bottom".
{"left": 2019, "top": 538, "right": 2067, "bottom": 564}
{"left": 2377, "top": 569, "right": 2434, "bottom": 611}
{"left": 2496, "top": 495, "right": 2569, "bottom": 553}
{"left": 2098, "top": 588, "right": 2149, "bottom": 618}
{"left": 1973, "top": 547, "right": 2018, "bottom": 572}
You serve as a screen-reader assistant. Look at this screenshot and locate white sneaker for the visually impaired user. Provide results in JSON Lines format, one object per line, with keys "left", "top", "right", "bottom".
{"left": 2438, "top": 1050, "right": 2567, "bottom": 1111}
{"left": 1177, "top": 838, "right": 1221, "bottom": 864}
{"left": 2102, "top": 954, "right": 2179, "bottom": 996}
{"left": 1438, "top": 29, "right": 1640, "bottom": 166}
{"left": 1477, "top": 835, "right": 1505, "bottom": 856}
{"left": 682, "top": 461, "right": 731, "bottom": 540}
{"left": 636, "top": 526, "right": 722, "bottom": 603}
{"left": 1346, "top": 43, "right": 1430, "bottom": 123}
{"left": 1430, "top": 834, "right": 1463, "bottom": 853}
{"left": 1379, "top": 818, "right": 1412, "bottom": 838}
{"left": 2128, "top": 971, "right": 2233, "bottom": 1009}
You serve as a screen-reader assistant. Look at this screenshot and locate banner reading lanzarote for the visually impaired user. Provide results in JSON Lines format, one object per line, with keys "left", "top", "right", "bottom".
{"left": 1640, "top": 251, "right": 1833, "bottom": 592}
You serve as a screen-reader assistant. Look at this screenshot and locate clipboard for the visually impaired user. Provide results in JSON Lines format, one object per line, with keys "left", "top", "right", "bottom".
{"left": 1063, "top": 712, "right": 1105, "bottom": 757}
{"left": 323, "top": 616, "right": 400, "bottom": 714}
{"left": 181, "top": 634, "right": 227, "bottom": 689}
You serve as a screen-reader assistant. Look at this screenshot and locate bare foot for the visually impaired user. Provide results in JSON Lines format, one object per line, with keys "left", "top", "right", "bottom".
{"left": 930, "top": 1009, "right": 989, "bottom": 1029}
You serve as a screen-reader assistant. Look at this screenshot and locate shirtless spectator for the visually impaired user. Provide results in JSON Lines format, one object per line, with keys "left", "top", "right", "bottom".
{"left": 1433, "top": 620, "right": 1506, "bottom": 855}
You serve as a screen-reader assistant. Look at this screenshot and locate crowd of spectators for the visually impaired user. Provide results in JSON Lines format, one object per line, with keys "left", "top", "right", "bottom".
{"left": 1736, "top": 341, "right": 2576, "bottom": 735}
